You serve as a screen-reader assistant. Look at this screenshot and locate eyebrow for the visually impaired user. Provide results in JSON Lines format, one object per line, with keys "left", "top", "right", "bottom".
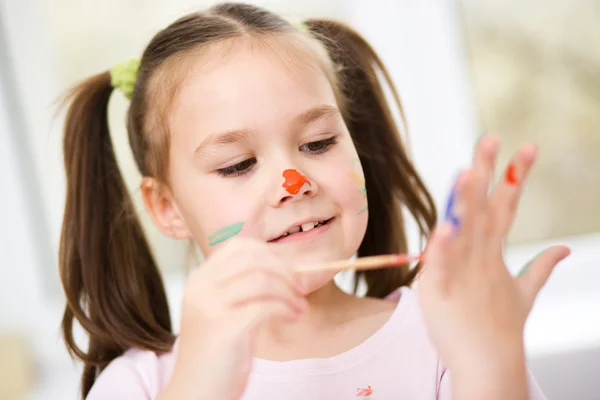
{"left": 293, "top": 104, "right": 340, "bottom": 126}
{"left": 193, "top": 105, "right": 340, "bottom": 156}
{"left": 194, "top": 129, "right": 251, "bottom": 157}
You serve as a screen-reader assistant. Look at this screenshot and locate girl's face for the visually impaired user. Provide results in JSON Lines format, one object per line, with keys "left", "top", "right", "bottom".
{"left": 145, "top": 42, "right": 368, "bottom": 291}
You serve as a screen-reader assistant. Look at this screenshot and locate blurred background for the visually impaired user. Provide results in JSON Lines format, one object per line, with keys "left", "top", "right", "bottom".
{"left": 0, "top": 0, "right": 598, "bottom": 399}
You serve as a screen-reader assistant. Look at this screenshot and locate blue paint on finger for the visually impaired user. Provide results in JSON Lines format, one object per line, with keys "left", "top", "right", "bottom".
{"left": 444, "top": 186, "right": 456, "bottom": 220}
{"left": 444, "top": 184, "right": 461, "bottom": 230}
{"left": 448, "top": 215, "right": 461, "bottom": 230}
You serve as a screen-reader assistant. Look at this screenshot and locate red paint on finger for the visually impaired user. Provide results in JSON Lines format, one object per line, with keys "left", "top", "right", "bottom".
{"left": 282, "top": 169, "right": 311, "bottom": 194}
{"left": 505, "top": 162, "right": 518, "bottom": 185}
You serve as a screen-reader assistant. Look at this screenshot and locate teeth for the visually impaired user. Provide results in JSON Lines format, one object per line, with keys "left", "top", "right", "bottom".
{"left": 287, "top": 226, "right": 301, "bottom": 235}
{"left": 280, "top": 220, "right": 327, "bottom": 239}
{"left": 301, "top": 222, "right": 317, "bottom": 232}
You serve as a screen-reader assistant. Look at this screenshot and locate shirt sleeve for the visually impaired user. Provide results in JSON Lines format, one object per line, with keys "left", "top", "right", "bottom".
{"left": 437, "top": 367, "right": 547, "bottom": 400}
{"left": 85, "top": 356, "right": 153, "bottom": 400}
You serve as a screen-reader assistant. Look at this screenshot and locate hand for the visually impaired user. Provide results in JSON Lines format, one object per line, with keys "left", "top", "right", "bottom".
{"left": 162, "top": 238, "right": 307, "bottom": 400}
{"left": 419, "top": 136, "right": 570, "bottom": 398}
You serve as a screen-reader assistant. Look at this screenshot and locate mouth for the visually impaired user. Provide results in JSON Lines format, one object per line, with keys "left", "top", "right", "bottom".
{"left": 269, "top": 217, "right": 334, "bottom": 243}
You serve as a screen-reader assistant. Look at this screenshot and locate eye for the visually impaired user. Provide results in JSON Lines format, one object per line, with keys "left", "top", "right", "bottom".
{"left": 300, "top": 137, "right": 338, "bottom": 155}
{"left": 216, "top": 158, "right": 257, "bottom": 177}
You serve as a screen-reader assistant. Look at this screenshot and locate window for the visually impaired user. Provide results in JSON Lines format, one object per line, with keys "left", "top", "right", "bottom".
{"left": 459, "top": 0, "right": 600, "bottom": 243}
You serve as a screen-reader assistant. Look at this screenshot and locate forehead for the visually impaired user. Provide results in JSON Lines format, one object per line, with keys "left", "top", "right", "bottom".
{"left": 168, "top": 37, "right": 339, "bottom": 136}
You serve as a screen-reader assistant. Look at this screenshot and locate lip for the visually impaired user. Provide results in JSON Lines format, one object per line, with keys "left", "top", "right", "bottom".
{"left": 268, "top": 217, "right": 334, "bottom": 243}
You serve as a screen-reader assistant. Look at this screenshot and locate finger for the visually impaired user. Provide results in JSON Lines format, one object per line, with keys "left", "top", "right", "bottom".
{"left": 443, "top": 176, "right": 461, "bottom": 231}
{"left": 488, "top": 144, "right": 538, "bottom": 242}
{"left": 472, "top": 135, "right": 500, "bottom": 184}
{"left": 445, "top": 171, "right": 469, "bottom": 229}
{"left": 442, "top": 138, "right": 499, "bottom": 235}
{"left": 468, "top": 136, "right": 501, "bottom": 214}
{"left": 224, "top": 268, "right": 308, "bottom": 312}
{"left": 420, "top": 222, "right": 457, "bottom": 294}
{"left": 458, "top": 137, "right": 500, "bottom": 236}
{"left": 201, "top": 236, "right": 262, "bottom": 276}
{"left": 452, "top": 170, "right": 487, "bottom": 257}
{"left": 516, "top": 245, "right": 571, "bottom": 308}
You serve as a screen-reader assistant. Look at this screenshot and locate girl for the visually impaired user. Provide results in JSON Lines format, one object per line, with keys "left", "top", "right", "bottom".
{"left": 59, "top": 3, "right": 569, "bottom": 399}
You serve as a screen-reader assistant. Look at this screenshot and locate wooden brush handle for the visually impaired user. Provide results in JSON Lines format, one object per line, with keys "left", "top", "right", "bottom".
{"left": 295, "top": 253, "right": 423, "bottom": 273}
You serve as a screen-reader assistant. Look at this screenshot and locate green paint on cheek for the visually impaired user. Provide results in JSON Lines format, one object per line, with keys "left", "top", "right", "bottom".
{"left": 358, "top": 203, "right": 368, "bottom": 215}
{"left": 208, "top": 221, "right": 244, "bottom": 246}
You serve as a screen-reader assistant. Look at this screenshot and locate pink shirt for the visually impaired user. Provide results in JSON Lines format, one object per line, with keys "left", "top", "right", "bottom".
{"left": 86, "top": 287, "right": 546, "bottom": 399}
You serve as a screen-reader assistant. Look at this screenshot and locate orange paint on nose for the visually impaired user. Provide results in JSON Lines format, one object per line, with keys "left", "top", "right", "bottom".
{"left": 282, "top": 169, "right": 311, "bottom": 194}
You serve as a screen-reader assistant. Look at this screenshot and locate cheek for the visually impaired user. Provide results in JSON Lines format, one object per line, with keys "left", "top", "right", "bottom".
{"left": 315, "top": 159, "right": 368, "bottom": 249}
{"left": 320, "top": 162, "right": 367, "bottom": 213}
{"left": 200, "top": 194, "right": 255, "bottom": 253}
{"left": 170, "top": 162, "right": 252, "bottom": 253}
{"left": 342, "top": 181, "right": 367, "bottom": 209}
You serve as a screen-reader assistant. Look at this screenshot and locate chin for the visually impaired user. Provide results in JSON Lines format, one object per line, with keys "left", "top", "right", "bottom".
{"left": 299, "top": 269, "right": 339, "bottom": 295}
{"left": 269, "top": 243, "right": 356, "bottom": 296}
{"left": 270, "top": 243, "right": 350, "bottom": 265}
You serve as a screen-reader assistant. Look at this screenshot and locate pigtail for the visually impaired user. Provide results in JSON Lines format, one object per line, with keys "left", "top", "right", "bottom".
{"left": 59, "top": 72, "right": 175, "bottom": 398}
{"left": 305, "top": 20, "right": 437, "bottom": 297}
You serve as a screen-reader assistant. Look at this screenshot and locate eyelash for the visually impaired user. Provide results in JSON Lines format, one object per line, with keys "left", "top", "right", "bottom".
{"left": 215, "top": 136, "right": 338, "bottom": 177}
{"left": 216, "top": 157, "right": 257, "bottom": 177}
{"left": 299, "top": 136, "right": 337, "bottom": 154}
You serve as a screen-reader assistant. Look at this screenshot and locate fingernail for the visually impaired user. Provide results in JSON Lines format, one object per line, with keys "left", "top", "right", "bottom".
{"left": 505, "top": 162, "right": 518, "bottom": 185}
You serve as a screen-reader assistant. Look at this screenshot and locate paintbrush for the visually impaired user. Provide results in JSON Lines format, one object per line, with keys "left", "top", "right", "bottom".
{"left": 295, "top": 253, "right": 425, "bottom": 273}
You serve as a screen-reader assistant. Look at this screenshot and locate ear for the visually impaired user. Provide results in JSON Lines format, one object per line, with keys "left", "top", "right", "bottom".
{"left": 141, "top": 177, "right": 191, "bottom": 239}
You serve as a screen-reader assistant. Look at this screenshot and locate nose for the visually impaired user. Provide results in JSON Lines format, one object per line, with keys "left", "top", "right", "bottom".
{"left": 283, "top": 169, "right": 311, "bottom": 194}
{"left": 274, "top": 168, "right": 315, "bottom": 205}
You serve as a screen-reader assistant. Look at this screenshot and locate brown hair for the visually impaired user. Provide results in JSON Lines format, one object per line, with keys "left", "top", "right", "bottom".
{"left": 304, "top": 20, "right": 437, "bottom": 296}
{"left": 59, "top": 3, "right": 436, "bottom": 398}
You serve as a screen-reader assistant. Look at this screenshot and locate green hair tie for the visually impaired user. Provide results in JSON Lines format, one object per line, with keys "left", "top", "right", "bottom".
{"left": 110, "top": 58, "right": 140, "bottom": 99}
{"left": 289, "top": 19, "right": 309, "bottom": 33}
